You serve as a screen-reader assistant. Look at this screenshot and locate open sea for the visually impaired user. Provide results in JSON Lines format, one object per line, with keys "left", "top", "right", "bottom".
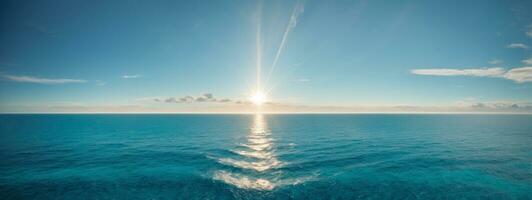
{"left": 0, "top": 114, "right": 531, "bottom": 199}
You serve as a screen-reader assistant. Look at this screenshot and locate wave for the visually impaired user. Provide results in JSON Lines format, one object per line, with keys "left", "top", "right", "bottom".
{"left": 212, "top": 170, "right": 318, "bottom": 191}
{"left": 231, "top": 149, "right": 273, "bottom": 159}
{"left": 217, "top": 157, "right": 282, "bottom": 172}
{"left": 213, "top": 170, "right": 275, "bottom": 190}
{"left": 247, "top": 137, "right": 274, "bottom": 145}
{"left": 240, "top": 143, "right": 272, "bottom": 151}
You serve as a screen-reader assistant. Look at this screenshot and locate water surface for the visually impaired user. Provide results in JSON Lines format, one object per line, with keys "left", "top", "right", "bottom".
{"left": 0, "top": 114, "right": 531, "bottom": 199}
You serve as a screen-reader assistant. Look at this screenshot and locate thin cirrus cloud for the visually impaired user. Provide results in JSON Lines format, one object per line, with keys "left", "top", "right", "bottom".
{"left": 295, "top": 78, "right": 310, "bottom": 82}
{"left": 411, "top": 68, "right": 505, "bottom": 77}
{"left": 506, "top": 43, "right": 528, "bottom": 49}
{"left": 122, "top": 74, "right": 141, "bottom": 79}
{"left": 411, "top": 67, "right": 532, "bottom": 83}
{"left": 488, "top": 59, "right": 503, "bottom": 65}
{"left": 1, "top": 74, "right": 87, "bottom": 84}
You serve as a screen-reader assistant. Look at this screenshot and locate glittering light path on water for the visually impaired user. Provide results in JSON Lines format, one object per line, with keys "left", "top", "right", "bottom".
{"left": 213, "top": 114, "right": 282, "bottom": 190}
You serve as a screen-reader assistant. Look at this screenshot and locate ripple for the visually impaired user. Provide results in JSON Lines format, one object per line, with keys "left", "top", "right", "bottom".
{"left": 217, "top": 157, "right": 282, "bottom": 172}
{"left": 212, "top": 170, "right": 318, "bottom": 191}
{"left": 213, "top": 170, "right": 275, "bottom": 190}
{"left": 240, "top": 143, "right": 272, "bottom": 151}
{"left": 231, "top": 149, "right": 273, "bottom": 159}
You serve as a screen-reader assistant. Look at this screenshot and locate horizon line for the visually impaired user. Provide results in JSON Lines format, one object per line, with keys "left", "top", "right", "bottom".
{"left": 1, "top": 111, "right": 531, "bottom": 115}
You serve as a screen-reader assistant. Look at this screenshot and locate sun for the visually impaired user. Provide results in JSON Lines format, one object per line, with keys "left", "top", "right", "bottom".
{"left": 250, "top": 91, "right": 267, "bottom": 105}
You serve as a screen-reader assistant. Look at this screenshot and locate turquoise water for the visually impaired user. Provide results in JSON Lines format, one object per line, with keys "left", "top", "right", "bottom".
{"left": 0, "top": 114, "right": 531, "bottom": 199}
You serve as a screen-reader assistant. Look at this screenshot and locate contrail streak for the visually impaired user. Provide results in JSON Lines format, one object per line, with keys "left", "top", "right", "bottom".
{"left": 256, "top": 2, "right": 263, "bottom": 91}
{"left": 256, "top": 16, "right": 262, "bottom": 91}
{"left": 265, "top": 1, "right": 304, "bottom": 86}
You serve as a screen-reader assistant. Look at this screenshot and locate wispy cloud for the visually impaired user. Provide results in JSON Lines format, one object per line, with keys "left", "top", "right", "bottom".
{"left": 506, "top": 43, "right": 528, "bottom": 49}
{"left": 95, "top": 80, "right": 106, "bottom": 86}
{"left": 1, "top": 74, "right": 86, "bottom": 84}
{"left": 411, "top": 68, "right": 505, "bottom": 77}
{"left": 122, "top": 74, "right": 141, "bottom": 79}
{"left": 294, "top": 78, "right": 310, "bottom": 82}
{"left": 412, "top": 67, "right": 532, "bottom": 83}
{"left": 522, "top": 57, "right": 532, "bottom": 65}
{"left": 527, "top": 24, "right": 532, "bottom": 38}
{"left": 488, "top": 59, "right": 503, "bottom": 65}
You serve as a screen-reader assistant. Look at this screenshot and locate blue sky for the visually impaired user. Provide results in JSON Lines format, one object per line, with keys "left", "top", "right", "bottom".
{"left": 0, "top": 0, "right": 531, "bottom": 113}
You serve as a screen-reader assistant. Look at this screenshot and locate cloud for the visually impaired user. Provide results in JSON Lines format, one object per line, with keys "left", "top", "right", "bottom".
{"left": 412, "top": 67, "right": 532, "bottom": 83}
{"left": 504, "top": 67, "right": 532, "bottom": 83}
{"left": 155, "top": 93, "right": 243, "bottom": 104}
{"left": 122, "top": 74, "right": 141, "bottom": 79}
{"left": 411, "top": 68, "right": 505, "bottom": 77}
{"left": 527, "top": 25, "right": 532, "bottom": 38}
{"left": 506, "top": 43, "right": 528, "bottom": 49}
{"left": 179, "top": 96, "right": 194, "bottom": 102}
{"left": 488, "top": 59, "right": 503, "bottom": 65}
{"left": 295, "top": 78, "right": 310, "bottom": 82}
{"left": 5, "top": 98, "right": 532, "bottom": 113}
{"left": 455, "top": 99, "right": 532, "bottom": 111}
{"left": 163, "top": 97, "right": 178, "bottom": 103}
{"left": 95, "top": 80, "right": 106, "bottom": 86}
{"left": 203, "top": 93, "right": 213, "bottom": 99}
{"left": 1, "top": 74, "right": 87, "bottom": 84}
{"left": 522, "top": 57, "right": 532, "bottom": 65}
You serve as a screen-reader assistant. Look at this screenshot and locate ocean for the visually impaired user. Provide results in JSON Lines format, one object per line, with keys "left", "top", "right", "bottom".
{"left": 0, "top": 114, "right": 531, "bottom": 199}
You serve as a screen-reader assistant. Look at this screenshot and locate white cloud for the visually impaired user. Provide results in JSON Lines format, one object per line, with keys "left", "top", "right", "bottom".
{"left": 411, "top": 68, "right": 505, "bottom": 77}
{"left": 527, "top": 25, "right": 532, "bottom": 38}
{"left": 504, "top": 67, "right": 532, "bottom": 83}
{"left": 412, "top": 67, "right": 532, "bottom": 83}
{"left": 506, "top": 43, "right": 528, "bottom": 49}
{"left": 122, "top": 74, "right": 141, "bottom": 79}
{"left": 522, "top": 57, "right": 532, "bottom": 65}
{"left": 488, "top": 59, "right": 503, "bottom": 65}
{"left": 1, "top": 74, "right": 86, "bottom": 84}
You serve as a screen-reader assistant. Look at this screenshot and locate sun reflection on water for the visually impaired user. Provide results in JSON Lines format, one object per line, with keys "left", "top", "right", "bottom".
{"left": 213, "top": 114, "right": 281, "bottom": 190}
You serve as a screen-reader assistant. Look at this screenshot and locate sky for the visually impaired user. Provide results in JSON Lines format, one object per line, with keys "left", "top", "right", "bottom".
{"left": 0, "top": 0, "right": 531, "bottom": 113}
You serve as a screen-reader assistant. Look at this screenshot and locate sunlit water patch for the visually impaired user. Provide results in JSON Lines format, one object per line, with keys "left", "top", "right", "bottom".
{"left": 212, "top": 114, "right": 303, "bottom": 190}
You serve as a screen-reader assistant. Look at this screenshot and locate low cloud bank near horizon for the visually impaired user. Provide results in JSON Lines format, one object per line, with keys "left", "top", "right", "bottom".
{"left": 154, "top": 93, "right": 248, "bottom": 104}
{"left": 2, "top": 100, "right": 532, "bottom": 113}
{"left": 412, "top": 67, "right": 532, "bottom": 83}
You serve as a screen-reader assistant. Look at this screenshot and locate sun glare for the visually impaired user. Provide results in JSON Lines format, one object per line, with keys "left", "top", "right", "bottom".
{"left": 250, "top": 91, "right": 266, "bottom": 105}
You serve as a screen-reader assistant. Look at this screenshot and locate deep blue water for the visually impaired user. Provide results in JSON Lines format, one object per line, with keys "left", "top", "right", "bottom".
{"left": 0, "top": 114, "right": 531, "bottom": 199}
